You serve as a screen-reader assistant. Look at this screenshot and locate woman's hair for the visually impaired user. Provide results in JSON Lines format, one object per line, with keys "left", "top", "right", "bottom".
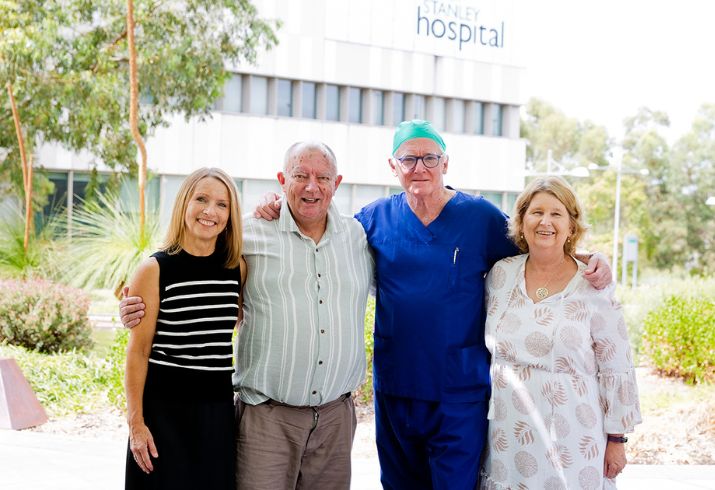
{"left": 161, "top": 167, "right": 242, "bottom": 269}
{"left": 508, "top": 176, "right": 587, "bottom": 256}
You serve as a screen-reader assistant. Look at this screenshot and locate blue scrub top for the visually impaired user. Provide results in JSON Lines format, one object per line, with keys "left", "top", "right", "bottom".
{"left": 355, "top": 191, "right": 519, "bottom": 403}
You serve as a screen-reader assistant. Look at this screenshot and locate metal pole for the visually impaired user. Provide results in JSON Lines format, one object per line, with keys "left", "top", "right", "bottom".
{"left": 612, "top": 164, "right": 622, "bottom": 283}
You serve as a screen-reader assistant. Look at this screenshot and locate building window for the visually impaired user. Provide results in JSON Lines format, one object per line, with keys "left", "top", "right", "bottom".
{"left": 216, "top": 74, "right": 242, "bottom": 113}
{"left": 371, "top": 90, "right": 384, "bottom": 125}
{"left": 480, "top": 191, "right": 503, "bottom": 210}
{"left": 241, "top": 179, "right": 281, "bottom": 210}
{"left": 472, "top": 102, "right": 484, "bottom": 135}
{"left": 277, "top": 79, "right": 292, "bottom": 116}
{"left": 392, "top": 92, "right": 405, "bottom": 124}
{"left": 301, "top": 82, "right": 317, "bottom": 119}
{"left": 348, "top": 87, "right": 362, "bottom": 123}
{"left": 431, "top": 97, "right": 446, "bottom": 131}
{"left": 491, "top": 104, "right": 503, "bottom": 137}
{"left": 332, "top": 183, "right": 352, "bottom": 215}
{"left": 505, "top": 192, "right": 518, "bottom": 214}
{"left": 411, "top": 95, "right": 426, "bottom": 120}
{"left": 352, "top": 184, "right": 387, "bottom": 214}
{"left": 326, "top": 84, "right": 340, "bottom": 121}
{"left": 249, "top": 76, "right": 268, "bottom": 115}
{"left": 448, "top": 99, "right": 465, "bottom": 133}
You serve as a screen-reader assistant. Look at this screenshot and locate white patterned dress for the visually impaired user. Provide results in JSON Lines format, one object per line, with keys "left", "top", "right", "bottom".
{"left": 480, "top": 255, "right": 642, "bottom": 490}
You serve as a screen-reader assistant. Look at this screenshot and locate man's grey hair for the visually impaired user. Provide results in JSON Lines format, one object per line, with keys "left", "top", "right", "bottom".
{"left": 283, "top": 141, "right": 338, "bottom": 175}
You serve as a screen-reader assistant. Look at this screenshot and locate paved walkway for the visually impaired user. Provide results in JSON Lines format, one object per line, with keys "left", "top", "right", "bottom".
{"left": 1, "top": 425, "right": 714, "bottom": 489}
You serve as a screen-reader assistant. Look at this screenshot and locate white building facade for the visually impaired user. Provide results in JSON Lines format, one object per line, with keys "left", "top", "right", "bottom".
{"left": 39, "top": 0, "right": 525, "bottom": 222}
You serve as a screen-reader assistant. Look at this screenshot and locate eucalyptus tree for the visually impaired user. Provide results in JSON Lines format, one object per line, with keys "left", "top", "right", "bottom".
{"left": 0, "top": 0, "right": 278, "bottom": 200}
{"left": 669, "top": 104, "right": 715, "bottom": 274}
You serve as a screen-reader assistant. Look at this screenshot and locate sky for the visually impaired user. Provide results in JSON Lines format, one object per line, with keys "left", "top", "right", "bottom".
{"left": 515, "top": 0, "right": 715, "bottom": 142}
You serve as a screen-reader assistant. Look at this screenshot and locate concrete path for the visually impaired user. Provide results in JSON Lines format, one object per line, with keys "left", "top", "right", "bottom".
{"left": 1, "top": 425, "right": 714, "bottom": 489}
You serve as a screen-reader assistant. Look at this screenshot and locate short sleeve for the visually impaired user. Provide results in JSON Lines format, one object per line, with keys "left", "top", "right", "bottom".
{"left": 590, "top": 284, "right": 643, "bottom": 433}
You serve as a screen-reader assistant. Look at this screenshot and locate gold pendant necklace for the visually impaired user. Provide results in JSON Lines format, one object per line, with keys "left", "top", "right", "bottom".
{"left": 531, "top": 257, "right": 565, "bottom": 300}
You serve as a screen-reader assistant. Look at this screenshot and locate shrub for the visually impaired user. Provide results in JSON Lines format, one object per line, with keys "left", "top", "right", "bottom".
{"left": 0, "top": 329, "right": 128, "bottom": 416}
{"left": 618, "top": 275, "right": 715, "bottom": 359}
{"left": 0, "top": 279, "right": 93, "bottom": 353}
{"left": 106, "top": 328, "right": 129, "bottom": 408}
{"left": 0, "top": 343, "right": 105, "bottom": 416}
{"left": 61, "top": 191, "right": 159, "bottom": 292}
{"left": 642, "top": 294, "right": 715, "bottom": 384}
{"left": 355, "top": 297, "right": 375, "bottom": 405}
{"left": 0, "top": 202, "right": 64, "bottom": 280}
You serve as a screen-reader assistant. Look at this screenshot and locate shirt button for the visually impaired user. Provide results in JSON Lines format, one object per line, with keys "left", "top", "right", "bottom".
{"left": 321, "top": 329, "right": 325, "bottom": 334}
{"left": 315, "top": 248, "right": 319, "bottom": 252}
{"left": 319, "top": 299, "right": 323, "bottom": 304}
{"left": 318, "top": 273, "right": 321, "bottom": 278}
{"left": 312, "top": 390, "right": 317, "bottom": 395}
{"left": 318, "top": 360, "right": 323, "bottom": 365}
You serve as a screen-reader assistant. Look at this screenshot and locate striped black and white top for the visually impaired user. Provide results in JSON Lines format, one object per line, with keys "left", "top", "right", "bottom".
{"left": 144, "top": 249, "right": 240, "bottom": 402}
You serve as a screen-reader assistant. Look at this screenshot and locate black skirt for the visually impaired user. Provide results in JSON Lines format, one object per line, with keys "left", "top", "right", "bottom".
{"left": 125, "top": 397, "right": 235, "bottom": 490}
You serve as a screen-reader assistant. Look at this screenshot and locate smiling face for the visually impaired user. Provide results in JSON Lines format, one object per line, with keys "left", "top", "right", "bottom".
{"left": 390, "top": 137, "right": 448, "bottom": 199}
{"left": 183, "top": 177, "right": 230, "bottom": 244}
{"left": 522, "top": 192, "right": 573, "bottom": 254}
{"left": 278, "top": 146, "right": 342, "bottom": 230}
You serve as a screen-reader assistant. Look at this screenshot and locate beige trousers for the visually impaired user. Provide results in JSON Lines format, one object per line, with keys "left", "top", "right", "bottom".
{"left": 234, "top": 393, "right": 356, "bottom": 490}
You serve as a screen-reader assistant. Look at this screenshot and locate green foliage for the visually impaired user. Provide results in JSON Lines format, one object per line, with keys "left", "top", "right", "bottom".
{"left": 0, "top": 0, "right": 279, "bottom": 180}
{"left": 0, "top": 202, "right": 64, "bottom": 279}
{"left": 106, "top": 329, "right": 129, "bottom": 408}
{"left": 0, "top": 329, "right": 128, "bottom": 416}
{"left": 355, "top": 297, "right": 376, "bottom": 405}
{"left": 618, "top": 274, "right": 715, "bottom": 357}
{"left": 0, "top": 279, "right": 93, "bottom": 353}
{"left": 666, "top": 104, "right": 715, "bottom": 275}
{"left": 642, "top": 294, "right": 715, "bottom": 384}
{"left": 61, "top": 190, "right": 160, "bottom": 290}
{"left": 521, "top": 98, "right": 610, "bottom": 171}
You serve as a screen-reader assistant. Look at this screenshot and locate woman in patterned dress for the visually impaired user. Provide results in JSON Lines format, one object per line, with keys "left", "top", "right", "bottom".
{"left": 481, "top": 176, "right": 642, "bottom": 490}
{"left": 124, "top": 168, "right": 245, "bottom": 489}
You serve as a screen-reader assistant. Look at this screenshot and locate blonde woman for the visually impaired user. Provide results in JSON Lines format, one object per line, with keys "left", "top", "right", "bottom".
{"left": 124, "top": 168, "right": 245, "bottom": 489}
{"left": 481, "top": 177, "right": 641, "bottom": 490}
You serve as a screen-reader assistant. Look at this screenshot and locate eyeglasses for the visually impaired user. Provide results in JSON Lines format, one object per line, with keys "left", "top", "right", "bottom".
{"left": 394, "top": 153, "right": 443, "bottom": 169}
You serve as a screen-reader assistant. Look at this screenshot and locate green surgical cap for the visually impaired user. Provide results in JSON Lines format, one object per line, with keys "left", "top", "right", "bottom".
{"left": 392, "top": 119, "right": 446, "bottom": 155}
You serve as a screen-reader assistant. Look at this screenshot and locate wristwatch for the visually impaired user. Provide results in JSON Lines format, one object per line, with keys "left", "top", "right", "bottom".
{"left": 607, "top": 435, "right": 628, "bottom": 443}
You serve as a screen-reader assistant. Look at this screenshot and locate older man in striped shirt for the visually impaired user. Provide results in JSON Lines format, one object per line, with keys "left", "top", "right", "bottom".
{"left": 120, "top": 141, "right": 373, "bottom": 490}
{"left": 232, "top": 141, "right": 373, "bottom": 489}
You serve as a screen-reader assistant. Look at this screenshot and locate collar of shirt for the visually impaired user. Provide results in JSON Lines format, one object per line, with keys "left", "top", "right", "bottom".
{"left": 277, "top": 195, "right": 348, "bottom": 239}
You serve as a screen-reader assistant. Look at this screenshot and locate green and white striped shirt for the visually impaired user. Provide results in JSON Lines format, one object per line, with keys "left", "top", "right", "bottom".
{"left": 233, "top": 201, "right": 373, "bottom": 406}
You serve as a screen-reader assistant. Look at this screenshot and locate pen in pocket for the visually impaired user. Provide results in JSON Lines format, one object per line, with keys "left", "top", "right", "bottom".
{"left": 453, "top": 247, "right": 460, "bottom": 264}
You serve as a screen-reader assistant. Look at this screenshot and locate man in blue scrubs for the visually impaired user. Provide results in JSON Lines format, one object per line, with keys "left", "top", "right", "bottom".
{"left": 354, "top": 120, "right": 517, "bottom": 489}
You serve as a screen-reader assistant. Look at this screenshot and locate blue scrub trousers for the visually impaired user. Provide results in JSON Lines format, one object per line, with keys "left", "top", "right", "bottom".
{"left": 375, "top": 392, "right": 489, "bottom": 490}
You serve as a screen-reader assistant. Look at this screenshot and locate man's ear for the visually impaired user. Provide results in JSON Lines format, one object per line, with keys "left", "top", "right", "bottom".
{"left": 388, "top": 157, "right": 397, "bottom": 175}
{"left": 277, "top": 171, "right": 286, "bottom": 185}
{"left": 442, "top": 155, "right": 449, "bottom": 174}
{"left": 334, "top": 174, "right": 343, "bottom": 191}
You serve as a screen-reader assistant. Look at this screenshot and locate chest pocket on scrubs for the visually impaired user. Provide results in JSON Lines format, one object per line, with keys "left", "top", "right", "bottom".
{"left": 448, "top": 247, "right": 487, "bottom": 291}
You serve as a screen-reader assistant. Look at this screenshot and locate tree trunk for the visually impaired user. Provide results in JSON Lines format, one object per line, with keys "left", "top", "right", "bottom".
{"left": 126, "top": 0, "right": 148, "bottom": 235}
{"left": 6, "top": 83, "right": 32, "bottom": 251}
